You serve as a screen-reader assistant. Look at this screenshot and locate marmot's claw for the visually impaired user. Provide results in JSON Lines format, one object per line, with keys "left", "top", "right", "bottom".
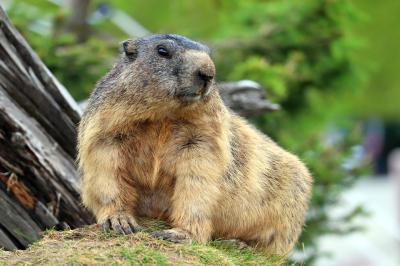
{"left": 151, "top": 229, "right": 192, "bottom": 244}
{"left": 101, "top": 213, "right": 142, "bottom": 235}
{"left": 102, "top": 219, "right": 111, "bottom": 232}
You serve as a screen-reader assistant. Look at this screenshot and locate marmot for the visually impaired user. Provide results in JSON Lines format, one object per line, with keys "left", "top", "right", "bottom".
{"left": 78, "top": 34, "right": 312, "bottom": 256}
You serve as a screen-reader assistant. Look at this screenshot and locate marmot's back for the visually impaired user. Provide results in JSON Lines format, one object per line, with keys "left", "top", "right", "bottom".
{"left": 211, "top": 114, "right": 312, "bottom": 251}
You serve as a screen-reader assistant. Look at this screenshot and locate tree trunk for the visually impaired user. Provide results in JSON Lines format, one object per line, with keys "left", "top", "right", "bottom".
{"left": 0, "top": 6, "right": 93, "bottom": 250}
{"left": 62, "top": 0, "right": 91, "bottom": 42}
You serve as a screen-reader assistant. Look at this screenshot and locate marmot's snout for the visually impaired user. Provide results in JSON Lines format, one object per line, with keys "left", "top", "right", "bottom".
{"left": 177, "top": 51, "right": 215, "bottom": 102}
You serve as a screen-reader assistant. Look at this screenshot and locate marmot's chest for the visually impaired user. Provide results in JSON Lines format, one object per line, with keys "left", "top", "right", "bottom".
{"left": 118, "top": 119, "right": 205, "bottom": 220}
{"left": 120, "top": 119, "right": 202, "bottom": 189}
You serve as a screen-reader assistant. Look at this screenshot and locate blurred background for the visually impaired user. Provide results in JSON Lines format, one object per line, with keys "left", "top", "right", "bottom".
{"left": 2, "top": 0, "right": 399, "bottom": 265}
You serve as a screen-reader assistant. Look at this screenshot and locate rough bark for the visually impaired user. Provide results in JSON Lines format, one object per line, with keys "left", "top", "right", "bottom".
{"left": 0, "top": 5, "right": 93, "bottom": 250}
{"left": 219, "top": 80, "right": 280, "bottom": 117}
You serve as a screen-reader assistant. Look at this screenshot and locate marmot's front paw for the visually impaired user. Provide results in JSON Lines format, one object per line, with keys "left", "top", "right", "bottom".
{"left": 151, "top": 228, "right": 192, "bottom": 244}
{"left": 101, "top": 213, "right": 143, "bottom": 235}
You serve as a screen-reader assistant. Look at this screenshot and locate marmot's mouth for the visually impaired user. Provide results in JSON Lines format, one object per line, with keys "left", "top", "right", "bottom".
{"left": 175, "top": 86, "right": 206, "bottom": 102}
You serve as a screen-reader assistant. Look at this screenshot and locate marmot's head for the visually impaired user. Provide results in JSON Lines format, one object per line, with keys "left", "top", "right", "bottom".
{"left": 88, "top": 34, "right": 217, "bottom": 120}
{"left": 117, "top": 34, "right": 215, "bottom": 104}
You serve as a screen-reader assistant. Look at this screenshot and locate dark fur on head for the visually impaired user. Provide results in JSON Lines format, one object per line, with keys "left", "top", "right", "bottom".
{"left": 85, "top": 34, "right": 216, "bottom": 120}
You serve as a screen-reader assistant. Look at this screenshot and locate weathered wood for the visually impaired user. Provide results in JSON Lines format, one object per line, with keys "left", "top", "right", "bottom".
{"left": 0, "top": 88, "right": 93, "bottom": 248}
{"left": 219, "top": 80, "right": 280, "bottom": 117}
{"left": 0, "top": 6, "right": 81, "bottom": 158}
{"left": 0, "top": 5, "right": 93, "bottom": 250}
{"left": 0, "top": 228, "right": 17, "bottom": 251}
{"left": 0, "top": 189, "right": 41, "bottom": 248}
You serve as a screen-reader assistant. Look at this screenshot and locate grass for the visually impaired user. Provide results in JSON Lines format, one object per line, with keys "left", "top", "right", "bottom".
{"left": 0, "top": 219, "right": 284, "bottom": 265}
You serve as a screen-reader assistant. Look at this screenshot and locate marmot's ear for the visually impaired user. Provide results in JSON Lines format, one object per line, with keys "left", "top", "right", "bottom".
{"left": 121, "top": 39, "right": 138, "bottom": 59}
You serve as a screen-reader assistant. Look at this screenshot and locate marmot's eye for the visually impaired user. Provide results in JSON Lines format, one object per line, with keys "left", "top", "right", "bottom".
{"left": 157, "top": 46, "right": 170, "bottom": 58}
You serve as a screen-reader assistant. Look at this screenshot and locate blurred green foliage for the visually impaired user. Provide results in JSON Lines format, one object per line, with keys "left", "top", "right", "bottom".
{"left": 351, "top": 0, "right": 400, "bottom": 120}
{"left": 5, "top": 0, "right": 390, "bottom": 264}
{"left": 213, "top": 0, "right": 365, "bottom": 110}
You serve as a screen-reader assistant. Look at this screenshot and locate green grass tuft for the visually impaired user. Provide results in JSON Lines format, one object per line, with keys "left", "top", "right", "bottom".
{"left": 121, "top": 244, "right": 169, "bottom": 265}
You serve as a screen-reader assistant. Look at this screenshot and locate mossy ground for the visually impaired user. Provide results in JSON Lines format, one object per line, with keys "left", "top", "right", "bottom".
{"left": 0, "top": 219, "right": 284, "bottom": 265}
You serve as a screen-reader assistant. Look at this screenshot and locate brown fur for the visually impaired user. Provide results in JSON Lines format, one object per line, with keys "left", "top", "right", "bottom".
{"left": 78, "top": 34, "right": 312, "bottom": 256}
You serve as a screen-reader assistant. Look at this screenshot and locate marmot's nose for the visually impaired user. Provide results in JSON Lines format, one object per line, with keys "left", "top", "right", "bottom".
{"left": 197, "top": 70, "right": 214, "bottom": 85}
{"left": 196, "top": 61, "right": 215, "bottom": 90}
